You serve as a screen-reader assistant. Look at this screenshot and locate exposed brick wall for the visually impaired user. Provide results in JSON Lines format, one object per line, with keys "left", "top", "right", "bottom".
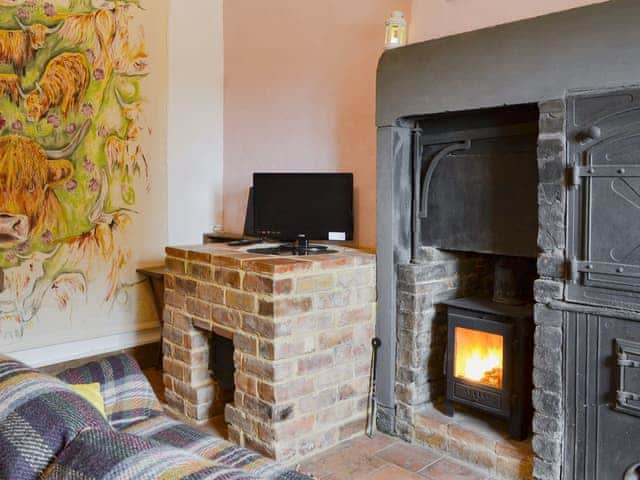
{"left": 394, "top": 248, "right": 491, "bottom": 441}
{"left": 163, "top": 245, "right": 376, "bottom": 464}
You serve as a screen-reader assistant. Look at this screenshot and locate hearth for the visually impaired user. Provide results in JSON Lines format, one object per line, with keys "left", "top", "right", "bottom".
{"left": 443, "top": 296, "right": 533, "bottom": 440}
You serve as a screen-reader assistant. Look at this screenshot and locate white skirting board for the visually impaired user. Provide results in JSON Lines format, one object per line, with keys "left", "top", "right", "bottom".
{"left": 7, "top": 327, "right": 161, "bottom": 368}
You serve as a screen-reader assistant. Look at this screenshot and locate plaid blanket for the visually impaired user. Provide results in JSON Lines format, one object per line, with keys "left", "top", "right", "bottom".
{"left": 0, "top": 354, "right": 312, "bottom": 480}
{"left": 57, "top": 354, "right": 311, "bottom": 479}
{"left": 125, "top": 416, "right": 311, "bottom": 480}
{"left": 0, "top": 355, "right": 110, "bottom": 480}
{"left": 56, "top": 353, "right": 163, "bottom": 430}
{"left": 42, "top": 428, "right": 257, "bottom": 480}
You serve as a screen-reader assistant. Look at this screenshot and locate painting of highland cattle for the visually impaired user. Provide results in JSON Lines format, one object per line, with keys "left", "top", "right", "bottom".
{"left": 0, "top": 0, "right": 163, "bottom": 350}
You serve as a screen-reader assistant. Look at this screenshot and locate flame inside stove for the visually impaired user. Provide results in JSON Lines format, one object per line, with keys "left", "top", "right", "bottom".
{"left": 454, "top": 327, "right": 503, "bottom": 389}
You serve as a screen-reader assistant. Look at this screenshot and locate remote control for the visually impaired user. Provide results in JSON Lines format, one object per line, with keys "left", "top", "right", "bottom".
{"left": 227, "top": 239, "right": 262, "bottom": 247}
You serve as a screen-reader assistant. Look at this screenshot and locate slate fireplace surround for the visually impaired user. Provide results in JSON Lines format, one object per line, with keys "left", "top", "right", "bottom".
{"left": 376, "top": 1, "right": 640, "bottom": 479}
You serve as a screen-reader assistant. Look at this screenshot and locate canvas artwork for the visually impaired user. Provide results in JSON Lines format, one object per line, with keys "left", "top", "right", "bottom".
{"left": 0, "top": 0, "right": 162, "bottom": 348}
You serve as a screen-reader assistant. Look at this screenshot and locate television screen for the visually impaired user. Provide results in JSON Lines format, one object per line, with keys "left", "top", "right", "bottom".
{"left": 252, "top": 173, "right": 353, "bottom": 242}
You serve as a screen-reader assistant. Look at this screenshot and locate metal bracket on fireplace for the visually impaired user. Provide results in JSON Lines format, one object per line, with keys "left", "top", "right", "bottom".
{"left": 419, "top": 140, "right": 472, "bottom": 220}
{"left": 410, "top": 138, "right": 471, "bottom": 263}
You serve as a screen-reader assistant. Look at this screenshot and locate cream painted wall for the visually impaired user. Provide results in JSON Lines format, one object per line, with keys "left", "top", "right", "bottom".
{"left": 6, "top": 0, "right": 227, "bottom": 366}
{"left": 6, "top": 0, "right": 169, "bottom": 364}
{"left": 223, "top": 0, "right": 411, "bottom": 248}
{"left": 167, "top": 0, "right": 224, "bottom": 245}
{"left": 409, "top": 0, "right": 609, "bottom": 42}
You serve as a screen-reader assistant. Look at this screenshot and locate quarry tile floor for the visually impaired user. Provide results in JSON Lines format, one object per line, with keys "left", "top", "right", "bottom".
{"left": 146, "top": 368, "right": 490, "bottom": 479}
{"left": 298, "top": 433, "right": 488, "bottom": 480}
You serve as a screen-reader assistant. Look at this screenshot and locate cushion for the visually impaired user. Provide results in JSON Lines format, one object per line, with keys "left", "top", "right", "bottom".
{"left": 69, "top": 383, "right": 107, "bottom": 418}
{"left": 125, "top": 415, "right": 313, "bottom": 480}
{"left": 0, "top": 355, "right": 110, "bottom": 480}
{"left": 41, "top": 428, "right": 257, "bottom": 480}
{"left": 56, "top": 353, "right": 163, "bottom": 429}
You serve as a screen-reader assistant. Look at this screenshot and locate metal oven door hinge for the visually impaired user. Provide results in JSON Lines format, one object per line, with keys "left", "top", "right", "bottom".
{"left": 569, "top": 164, "right": 640, "bottom": 188}
{"left": 568, "top": 165, "right": 581, "bottom": 188}
{"left": 570, "top": 260, "right": 640, "bottom": 279}
{"left": 568, "top": 257, "right": 578, "bottom": 282}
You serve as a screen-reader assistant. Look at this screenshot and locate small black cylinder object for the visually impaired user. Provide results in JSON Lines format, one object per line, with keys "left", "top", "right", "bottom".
{"left": 294, "top": 234, "right": 309, "bottom": 252}
{"left": 493, "top": 257, "right": 534, "bottom": 305}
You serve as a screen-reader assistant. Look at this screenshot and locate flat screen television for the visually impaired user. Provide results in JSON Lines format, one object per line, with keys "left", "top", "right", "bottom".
{"left": 252, "top": 173, "right": 353, "bottom": 242}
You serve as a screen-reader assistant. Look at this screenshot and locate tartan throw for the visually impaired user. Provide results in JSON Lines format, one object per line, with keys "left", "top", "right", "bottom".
{"left": 56, "top": 353, "right": 163, "bottom": 430}
{"left": 0, "top": 353, "right": 312, "bottom": 479}
{"left": 42, "top": 428, "right": 258, "bottom": 480}
{"left": 124, "top": 416, "right": 312, "bottom": 480}
{"left": 0, "top": 355, "right": 110, "bottom": 480}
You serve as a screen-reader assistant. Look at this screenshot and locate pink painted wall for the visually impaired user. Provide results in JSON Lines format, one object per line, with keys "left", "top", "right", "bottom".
{"left": 223, "top": 0, "right": 411, "bottom": 248}
{"left": 409, "top": 0, "right": 608, "bottom": 42}
{"left": 223, "top": 0, "right": 609, "bottom": 248}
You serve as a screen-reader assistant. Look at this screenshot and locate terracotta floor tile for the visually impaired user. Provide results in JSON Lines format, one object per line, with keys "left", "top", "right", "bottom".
{"left": 366, "top": 464, "right": 424, "bottom": 480}
{"left": 298, "top": 462, "right": 328, "bottom": 479}
{"left": 375, "top": 442, "right": 442, "bottom": 472}
{"left": 349, "top": 433, "right": 398, "bottom": 455}
{"left": 300, "top": 444, "right": 385, "bottom": 479}
{"left": 418, "top": 458, "right": 487, "bottom": 480}
{"left": 301, "top": 432, "right": 488, "bottom": 480}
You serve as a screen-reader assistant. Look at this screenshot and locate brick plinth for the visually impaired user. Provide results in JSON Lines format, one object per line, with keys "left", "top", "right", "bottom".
{"left": 163, "top": 243, "right": 376, "bottom": 464}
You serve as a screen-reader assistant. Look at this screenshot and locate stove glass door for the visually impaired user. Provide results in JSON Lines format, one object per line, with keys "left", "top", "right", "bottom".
{"left": 454, "top": 326, "right": 504, "bottom": 389}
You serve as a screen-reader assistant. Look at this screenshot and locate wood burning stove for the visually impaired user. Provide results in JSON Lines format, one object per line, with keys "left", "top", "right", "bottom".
{"left": 443, "top": 296, "right": 533, "bottom": 440}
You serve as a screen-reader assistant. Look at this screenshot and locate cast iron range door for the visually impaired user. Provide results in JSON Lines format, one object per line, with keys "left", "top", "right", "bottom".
{"left": 567, "top": 88, "right": 640, "bottom": 309}
{"left": 565, "top": 88, "right": 640, "bottom": 479}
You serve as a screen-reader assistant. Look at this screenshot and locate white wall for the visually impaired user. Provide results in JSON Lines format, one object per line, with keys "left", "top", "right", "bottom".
{"left": 409, "top": 0, "right": 608, "bottom": 42}
{"left": 167, "top": 0, "right": 224, "bottom": 245}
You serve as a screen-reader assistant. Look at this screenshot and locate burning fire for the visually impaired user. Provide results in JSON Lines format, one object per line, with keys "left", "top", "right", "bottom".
{"left": 454, "top": 327, "right": 504, "bottom": 389}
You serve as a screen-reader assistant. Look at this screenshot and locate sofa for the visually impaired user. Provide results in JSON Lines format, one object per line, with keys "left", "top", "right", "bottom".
{"left": 0, "top": 353, "right": 312, "bottom": 480}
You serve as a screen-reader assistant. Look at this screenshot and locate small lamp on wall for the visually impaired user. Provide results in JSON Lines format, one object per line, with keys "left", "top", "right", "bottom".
{"left": 384, "top": 11, "right": 407, "bottom": 49}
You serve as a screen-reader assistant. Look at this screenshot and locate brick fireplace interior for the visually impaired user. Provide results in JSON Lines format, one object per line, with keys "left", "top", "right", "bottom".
{"left": 376, "top": 2, "right": 640, "bottom": 479}
{"left": 395, "top": 104, "right": 542, "bottom": 478}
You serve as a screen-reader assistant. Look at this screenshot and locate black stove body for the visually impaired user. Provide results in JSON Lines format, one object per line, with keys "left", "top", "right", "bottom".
{"left": 443, "top": 297, "right": 533, "bottom": 440}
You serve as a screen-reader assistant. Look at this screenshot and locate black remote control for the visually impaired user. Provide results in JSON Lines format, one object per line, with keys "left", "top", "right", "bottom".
{"left": 227, "top": 239, "right": 262, "bottom": 246}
